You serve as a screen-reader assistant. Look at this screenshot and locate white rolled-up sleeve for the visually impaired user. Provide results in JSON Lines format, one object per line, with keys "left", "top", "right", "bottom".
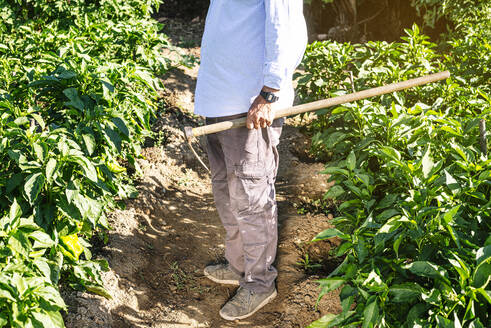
{"left": 263, "top": 0, "right": 291, "bottom": 90}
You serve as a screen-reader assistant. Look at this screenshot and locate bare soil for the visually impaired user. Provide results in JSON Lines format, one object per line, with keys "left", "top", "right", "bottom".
{"left": 61, "top": 17, "right": 341, "bottom": 328}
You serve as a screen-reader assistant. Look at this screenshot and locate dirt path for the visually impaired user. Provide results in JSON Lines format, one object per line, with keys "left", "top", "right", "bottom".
{"left": 62, "top": 18, "right": 341, "bottom": 328}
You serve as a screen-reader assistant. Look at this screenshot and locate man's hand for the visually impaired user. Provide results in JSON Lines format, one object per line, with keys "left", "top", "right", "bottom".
{"left": 246, "top": 86, "right": 278, "bottom": 129}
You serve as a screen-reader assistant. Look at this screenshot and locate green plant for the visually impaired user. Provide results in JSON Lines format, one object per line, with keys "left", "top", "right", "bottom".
{"left": 297, "top": 254, "right": 323, "bottom": 272}
{"left": 410, "top": 0, "right": 490, "bottom": 29}
{"left": 0, "top": 0, "right": 184, "bottom": 326}
{"left": 294, "top": 198, "right": 336, "bottom": 215}
{"left": 299, "top": 21, "right": 490, "bottom": 328}
{"left": 170, "top": 261, "right": 189, "bottom": 291}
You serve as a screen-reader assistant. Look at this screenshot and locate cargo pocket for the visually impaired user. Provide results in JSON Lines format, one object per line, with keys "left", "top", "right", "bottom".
{"left": 233, "top": 162, "right": 272, "bottom": 216}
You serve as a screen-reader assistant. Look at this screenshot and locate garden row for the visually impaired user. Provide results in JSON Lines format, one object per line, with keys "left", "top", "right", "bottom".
{"left": 299, "top": 1, "right": 491, "bottom": 327}
{"left": 0, "top": 0, "right": 176, "bottom": 326}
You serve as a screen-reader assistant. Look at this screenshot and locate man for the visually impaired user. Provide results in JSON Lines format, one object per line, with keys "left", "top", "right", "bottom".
{"left": 194, "top": 0, "right": 307, "bottom": 321}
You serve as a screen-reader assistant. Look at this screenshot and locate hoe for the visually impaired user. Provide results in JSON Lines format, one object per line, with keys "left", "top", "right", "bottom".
{"left": 184, "top": 71, "right": 452, "bottom": 172}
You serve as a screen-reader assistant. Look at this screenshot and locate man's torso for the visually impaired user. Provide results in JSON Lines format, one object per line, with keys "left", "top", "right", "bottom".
{"left": 194, "top": 0, "right": 307, "bottom": 118}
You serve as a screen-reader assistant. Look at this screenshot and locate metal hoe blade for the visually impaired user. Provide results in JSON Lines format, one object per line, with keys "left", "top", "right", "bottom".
{"left": 184, "top": 126, "right": 210, "bottom": 173}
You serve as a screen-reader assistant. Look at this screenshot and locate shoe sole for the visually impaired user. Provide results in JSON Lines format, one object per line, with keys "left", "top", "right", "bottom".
{"left": 203, "top": 269, "right": 240, "bottom": 286}
{"left": 219, "top": 289, "right": 277, "bottom": 321}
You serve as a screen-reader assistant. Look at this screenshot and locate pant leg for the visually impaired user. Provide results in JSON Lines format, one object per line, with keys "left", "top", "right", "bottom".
{"left": 218, "top": 118, "right": 284, "bottom": 293}
{"left": 206, "top": 121, "right": 244, "bottom": 275}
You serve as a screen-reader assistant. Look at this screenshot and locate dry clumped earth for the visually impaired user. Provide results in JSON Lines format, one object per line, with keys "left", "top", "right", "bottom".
{"left": 61, "top": 17, "right": 342, "bottom": 328}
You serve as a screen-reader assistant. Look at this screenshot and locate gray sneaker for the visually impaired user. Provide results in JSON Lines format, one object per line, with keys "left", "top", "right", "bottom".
{"left": 219, "top": 286, "right": 277, "bottom": 321}
{"left": 203, "top": 264, "right": 241, "bottom": 285}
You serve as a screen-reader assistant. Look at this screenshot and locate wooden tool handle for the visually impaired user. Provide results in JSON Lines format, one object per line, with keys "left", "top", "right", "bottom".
{"left": 186, "top": 71, "right": 450, "bottom": 138}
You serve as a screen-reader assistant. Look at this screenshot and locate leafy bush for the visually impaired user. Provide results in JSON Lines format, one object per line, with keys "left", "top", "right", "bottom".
{"left": 410, "top": 0, "right": 490, "bottom": 29}
{"left": 0, "top": 0, "right": 175, "bottom": 326}
{"left": 299, "top": 13, "right": 490, "bottom": 328}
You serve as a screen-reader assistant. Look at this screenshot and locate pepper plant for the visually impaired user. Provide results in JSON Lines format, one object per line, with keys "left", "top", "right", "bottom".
{"left": 299, "top": 9, "right": 490, "bottom": 328}
{"left": 0, "top": 0, "right": 182, "bottom": 326}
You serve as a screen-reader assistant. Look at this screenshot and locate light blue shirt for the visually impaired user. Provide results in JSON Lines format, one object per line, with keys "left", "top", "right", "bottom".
{"left": 194, "top": 0, "right": 308, "bottom": 117}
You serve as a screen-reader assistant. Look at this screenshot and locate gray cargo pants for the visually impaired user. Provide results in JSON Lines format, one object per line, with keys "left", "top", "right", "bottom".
{"left": 206, "top": 113, "right": 283, "bottom": 293}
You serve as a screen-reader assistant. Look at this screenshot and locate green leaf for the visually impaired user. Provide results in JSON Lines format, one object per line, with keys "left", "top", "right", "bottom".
{"left": 422, "top": 289, "right": 441, "bottom": 306}
{"left": 347, "top": 151, "right": 356, "bottom": 171}
{"left": 393, "top": 233, "right": 403, "bottom": 258}
{"left": 376, "top": 194, "right": 398, "bottom": 209}
{"left": 321, "top": 167, "right": 349, "bottom": 176}
{"left": 324, "top": 185, "right": 345, "bottom": 199}
{"left": 436, "top": 315, "right": 454, "bottom": 328}
{"left": 7, "top": 173, "right": 24, "bottom": 194}
{"left": 441, "top": 125, "right": 462, "bottom": 136}
{"left": 112, "top": 117, "right": 129, "bottom": 137}
{"left": 468, "top": 318, "right": 485, "bottom": 328}
{"left": 389, "top": 282, "right": 424, "bottom": 303}
{"left": 380, "top": 146, "right": 401, "bottom": 161}
{"left": 10, "top": 198, "right": 22, "bottom": 222}
{"left": 0, "top": 287, "right": 15, "bottom": 302}
{"left": 102, "top": 80, "right": 115, "bottom": 100}
{"left": 451, "top": 143, "right": 468, "bottom": 162}
{"left": 65, "top": 181, "right": 78, "bottom": 203}
{"left": 464, "top": 298, "right": 475, "bottom": 322}
{"left": 307, "top": 314, "right": 337, "bottom": 328}
{"left": 355, "top": 173, "right": 370, "bottom": 187}
{"left": 474, "top": 288, "right": 491, "bottom": 304}
{"left": 336, "top": 242, "right": 353, "bottom": 256}
{"left": 63, "top": 88, "right": 85, "bottom": 111}
{"left": 356, "top": 236, "right": 368, "bottom": 264}
{"left": 134, "top": 69, "right": 158, "bottom": 91}
{"left": 312, "top": 228, "right": 349, "bottom": 242}
{"left": 70, "top": 156, "right": 98, "bottom": 182}
{"left": 421, "top": 146, "right": 433, "bottom": 179}
{"left": 36, "top": 285, "right": 66, "bottom": 309}
{"left": 31, "top": 310, "right": 64, "bottom": 328}
{"left": 332, "top": 106, "right": 349, "bottom": 114}
{"left": 72, "top": 193, "right": 103, "bottom": 227}
{"left": 376, "top": 209, "right": 400, "bottom": 222}
{"left": 33, "top": 258, "right": 52, "bottom": 280}
{"left": 45, "top": 158, "right": 57, "bottom": 183}
{"left": 317, "top": 278, "right": 346, "bottom": 293}
{"left": 362, "top": 296, "right": 379, "bottom": 328}
{"left": 85, "top": 285, "right": 112, "bottom": 299}
{"left": 57, "top": 68, "right": 77, "bottom": 80}
{"left": 405, "top": 303, "right": 427, "bottom": 326}
{"left": 377, "top": 215, "right": 401, "bottom": 234}
{"left": 8, "top": 231, "right": 31, "bottom": 258}
{"left": 29, "top": 231, "right": 55, "bottom": 248}
{"left": 444, "top": 170, "right": 460, "bottom": 195}
{"left": 33, "top": 143, "right": 45, "bottom": 162}
{"left": 82, "top": 130, "right": 96, "bottom": 156}
{"left": 473, "top": 245, "right": 491, "bottom": 288}
{"left": 325, "top": 131, "right": 348, "bottom": 148}
{"left": 362, "top": 271, "right": 386, "bottom": 292}
{"left": 448, "top": 252, "right": 470, "bottom": 283}
{"left": 24, "top": 173, "right": 45, "bottom": 204}
{"left": 476, "top": 245, "right": 491, "bottom": 266}
{"left": 340, "top": 285, "right": 355, "bottom": 313}
{"left": 443, "top": 205, "right": 461, "bottom": 224}
{"left": 326, "top": 311, "right": 355, "bottom": 327}
{"left": 404, "top": 261, "right": 450, "bottom": 284}
{"left": 104, "top": 125, "right": 122, "bottom": 152}
{"left": 14, "top": 116, "right": 29, "bottom": 126}
{"left": 472, "top": 263, "right": 491, "bottom": 288}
